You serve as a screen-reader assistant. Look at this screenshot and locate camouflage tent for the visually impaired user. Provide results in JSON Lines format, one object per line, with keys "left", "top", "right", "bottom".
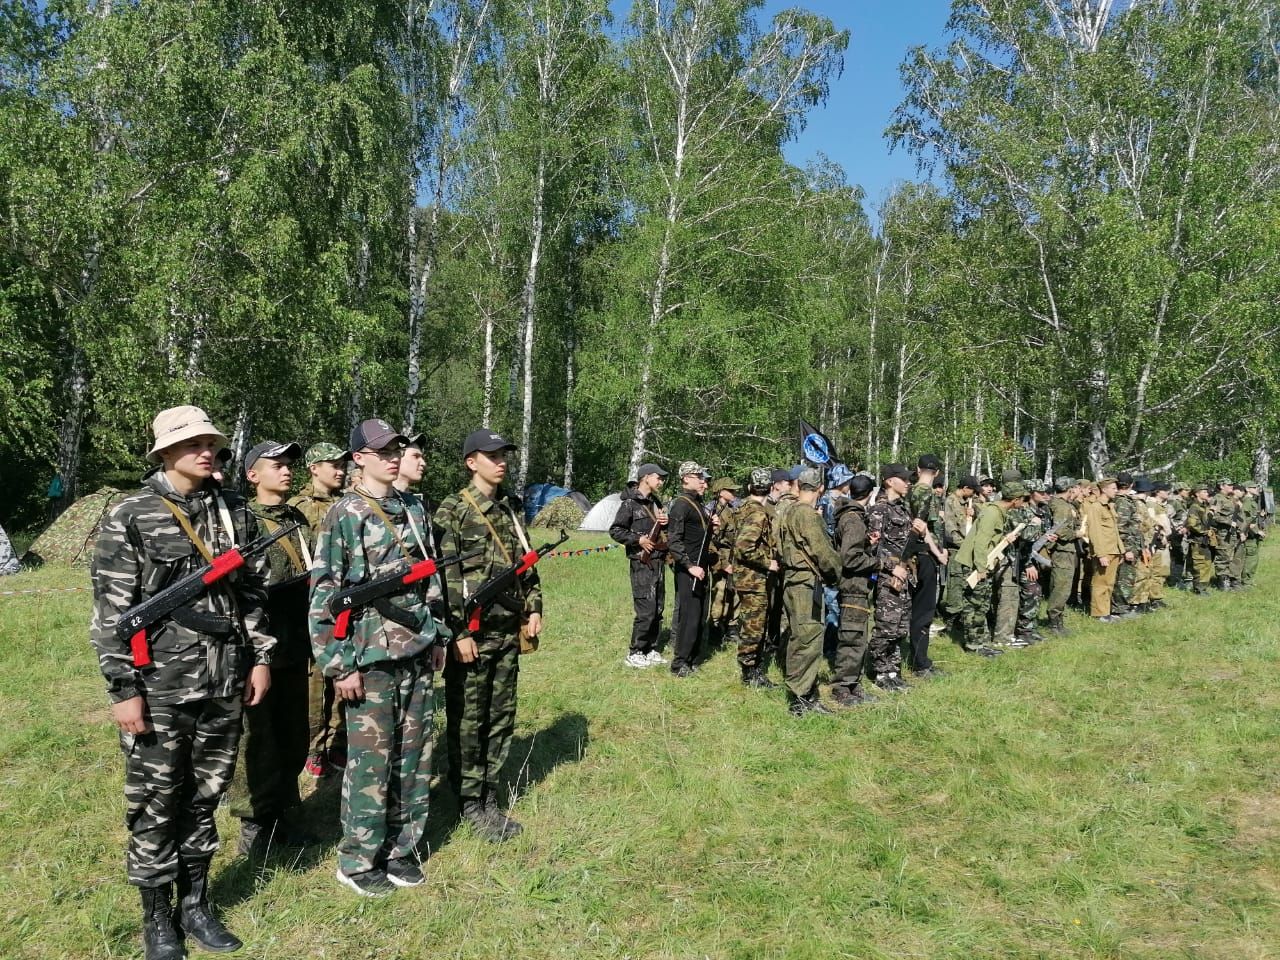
{"left": 24, "top": 487, "right": 129, "bottom": 567}
{"left": 0, "top": 521, "right": 19, "bottom": 575}
{"left": 530, "top": 495, "right": 586, "bottom": 531}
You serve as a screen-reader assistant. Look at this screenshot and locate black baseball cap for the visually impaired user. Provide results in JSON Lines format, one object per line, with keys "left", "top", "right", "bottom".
{"left": 769, "top": 468, "right": 792, "bottom": 485}
{"left": 850, "top": 474, "right": 875, "bottom": 498}
{"left": 917, "top": 454, "right": 943, "bottom": 471}
{"left": 350, "top": 418, "right": 408, "bottom": 452}
{"left": 636, "top": 463, "right": 669, "bottom": 480}
{"left": 245, "top": 440, "right": 302, "bottom": 472}
{"left": 405, "top": 432, "right": 427, "bottom": 450}
{"left": 881, "top": 463, "right": 910, "bottom": 483}
{"left": 959, "top": 474, "right": 980, "bottom": 491}
{"left": 1116, "top": 471, "right": 1134, "bottom": 487}
{"left": 463, "top": 429, "right": 516, "bottom": 458}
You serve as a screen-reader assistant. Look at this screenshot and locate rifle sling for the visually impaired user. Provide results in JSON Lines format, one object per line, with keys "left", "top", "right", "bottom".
{"left": 257, "top": 515, "right": 308, "bottom": 575}
{"left": 158, "top": 498, "right": 216, "bottom": 565}
{"left": 460, "top": 489, "right": 527, "bottom": 606}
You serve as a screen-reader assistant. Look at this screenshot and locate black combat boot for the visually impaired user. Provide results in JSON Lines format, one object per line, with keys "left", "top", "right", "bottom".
{"left": 177, "top": 858, "right": 242, "bottom": 953}
{"left": 482, "top": 798, "right": 524, "bottom": 840}
{"left": 1046, "top": 614, "right": 1066, "bottom": 636}
{"left": 743, "top": 664, "right": 775, "bottom": 689}
{"left": 461, "top": 799, "right": 509, "bottom": 843}
{"left": 140, "top": 884, "right": 186, "bottom": 960}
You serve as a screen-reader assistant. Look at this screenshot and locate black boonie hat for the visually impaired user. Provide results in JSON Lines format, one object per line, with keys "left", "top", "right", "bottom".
{"left": 463, "top": 429, "right": 516, "bottom": 458}
{"left": 350, "top": 418, "right": 408, "bottom": 453}
{"left": 245, "top": 440, "right": 302, "bottom": 472}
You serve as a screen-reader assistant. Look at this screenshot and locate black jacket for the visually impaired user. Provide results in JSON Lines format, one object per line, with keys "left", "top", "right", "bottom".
{"left": 834, "top": 498, "right": 877, "bottom": 597}
{"left": 667, "top": 490, "right": 711, "bottom": 572}
{"left": 610, "top": 488, "right": 667, "bottom": 561}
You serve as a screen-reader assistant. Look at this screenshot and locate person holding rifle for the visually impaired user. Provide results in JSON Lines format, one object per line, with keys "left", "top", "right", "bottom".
{"left": 309, "top": 418, "right": 449, "bottom": 897}
{"left": 90, "top": 405, "right": 274, "bottom": 960}
{"left": 666, "top": 461, "right": 714, "bottom": 677}
{"left": 435, "top": 429, "right": 544, "bottom": 842}
{"left": 609, "top": 463, "right": 670, "bottom": 668}
{"left": 955, "top": 480, "right": 1027, "bottom": 657}
{"left": 867, "top": 463, "right": 925, "bottom": 690}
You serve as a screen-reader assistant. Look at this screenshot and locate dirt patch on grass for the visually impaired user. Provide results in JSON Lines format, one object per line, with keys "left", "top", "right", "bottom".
{"left": 1232, "top": 793, "right": 1280, "bottom": 849}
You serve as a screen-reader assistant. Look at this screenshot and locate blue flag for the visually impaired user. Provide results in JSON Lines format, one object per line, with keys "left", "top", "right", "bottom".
{"left": 800, "top": 418, "right": 837, "bottom": 466}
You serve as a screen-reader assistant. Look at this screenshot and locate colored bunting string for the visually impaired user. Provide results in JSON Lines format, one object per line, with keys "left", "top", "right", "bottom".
{"left": 544, "top": 544, "right": 621, "bottom": 560}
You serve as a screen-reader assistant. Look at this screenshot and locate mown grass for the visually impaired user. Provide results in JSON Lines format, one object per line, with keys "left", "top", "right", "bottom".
{"left": 1, "top": 536, "right": 1277, "bottom": 959}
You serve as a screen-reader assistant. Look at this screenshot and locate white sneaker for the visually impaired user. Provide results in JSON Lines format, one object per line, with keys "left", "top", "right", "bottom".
{"left": 624, "top": 653, "right": 652, "bottom": 668}
{"left": 645, "top": 650, "right": 668, "bottom": 665}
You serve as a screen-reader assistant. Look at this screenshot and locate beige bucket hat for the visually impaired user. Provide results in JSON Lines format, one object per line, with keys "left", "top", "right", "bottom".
{"left": 148, "top": 405, "right": 228, "bottom": 463}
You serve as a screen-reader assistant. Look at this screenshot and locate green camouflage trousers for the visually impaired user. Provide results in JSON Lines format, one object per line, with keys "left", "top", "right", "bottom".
{"left": 445, "top": 635, "right": 519, "bottom": 804}
{"left": 1212, "top": 540, "right": 1237, "bottom": 581}
{"left": 782, "top": 578, "right": 825, "bottom": 697}
{"left": 709, "top": 571, "right": 735, "bottom": 629}
{"left": 832, "top": 583, "right": 872, "bottom": 694}
{"left": 1017, "top": 567, "right": 1042, "bottom": 636}
{"left": 993, "top": 561, "right": 1019, "bottom": 641}
{"left": 228, "top": 662, "right": 309, "bottom": 822}
{"left": 735, "top": 589, "right": 768, "bottom": 668}
{"left": 309, "top": 666, "right": 345, "bottom": 759}
{"left": 870, "top": 578, "right": 910, "bottom": 679}
{"left": 120, "top": 695, "right": 243, "bottom": 886}
{"left": 1114, "top": 556, "right": 1138, "bottom": 605}
{"left": 339, "top": 657, "right": 434, "bottom": 875}
{"left": 960, "top": 569, "right": 994, "bottom": 651}
{"left": 1046, "top": 549, "right": 1077, "bottom": 619}
{"left": 1242, "top": 538, "right": 1260, "bottom": 584}
{"left": 942, "top": 556, "right": 967, "bottom": 618}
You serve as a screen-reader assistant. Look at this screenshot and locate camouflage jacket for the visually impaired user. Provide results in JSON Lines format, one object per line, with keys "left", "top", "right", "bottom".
{"left": 777, "top": 499, "right": 839, "bottom": 587}
{"left": 1113, "top": 493, "right": 1143, "bottom": 553}
{"left": 1209, "top": 493, "right": 1240, "bottom": 533}
{"left": 709, "top": 499, "right": 737, "bottom": 571}
{"left": 1004, "top": 503, "right": 1044, "bottom": 566}
{"left": 833, "top": 498, "right": 876, "bottom": 597}
{"left": 731, "top": 499, "right": 773, "bottom": 593}
{"left": 90, "top": 471, "right": 273, "bottom": 706}
{"left": 867, "top": 495, "right": 913, "bottom": 574}
{"left": 1166, "top": 494, "right": 1188, "bottom": 530}
{"left": 1185, "top": 500, "right": 1213, "bottom": 542}
{"left": 907, "top": 482, "right": 944, "bottom": 544}
{"left": 249, "top": 499, "right": 313, "bottom": 668}
{"left": 435, "top": 482, "right": 544, "bottom": 643}
{"left": 955, "top": 500, "right": 1010, "bottom": 571}
{"left": 288, "top": 482, "right": 340, "bottom": 547}
{"left": 309, "top": 488, "right": 445, "bottom": 679}
{"left": 942, "top": 492, "right": 976, "bottom": 550}
{"left": 1047, "top": 495, "right": 1080, "bottom": 553}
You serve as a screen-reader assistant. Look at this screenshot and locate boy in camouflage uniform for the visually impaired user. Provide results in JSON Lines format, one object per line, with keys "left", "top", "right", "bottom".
{"left": 309, "top": 419, "right": 448, "bottom": 897}
{"left": 229, "top": 441, "right": 316, "bottom": 855}
{"left": 777, "top": 467, "right": 840, "bottom": 715}
{"left": 289, "top": 441, "right": 349, "bottom": 778}
{"left": 731, "top": 468, "right": 780, "bottom": 688}
{"left": 435, "top": 429, "right": 543, "bottom": 842}
{"left": 707, "top": 477, "right": 739, "bottom": 646}
{"left": 1210, "top": 480, "right": 1241, "bottom": 588}
{"left": 906, "top": 454, "right": 947, "bottom": 675}
{"left": 1240, "top": 481, "right": 1264, "bottom": 586}
{"left": 90, "top": 406, "right": 273, "bottom": 960}
{"left": 1044, "top": 477, "right": 1081, "bottom": 633}
{"left": 954, "top": 482, "right": 1024, "bottom": 657}
{"left": 867, "top": 464, "right": 924, "bottom": 690}
{"left": 832, "top": 474, "right": 878, "bottom": 706}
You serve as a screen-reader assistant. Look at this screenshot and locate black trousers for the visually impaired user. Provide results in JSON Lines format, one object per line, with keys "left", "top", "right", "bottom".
{"left": 907, "top": 552, "right": 938, "bottom": 671}
{"left": 671, "top": 567, "right": 707, "bottom": 670}
{"left": 628, "top": 558, "right": 665, "bottom": 654}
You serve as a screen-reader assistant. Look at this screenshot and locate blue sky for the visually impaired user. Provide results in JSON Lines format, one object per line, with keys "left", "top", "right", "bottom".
{"left": 764, "top": 0, "right": 955, "bottom": 208}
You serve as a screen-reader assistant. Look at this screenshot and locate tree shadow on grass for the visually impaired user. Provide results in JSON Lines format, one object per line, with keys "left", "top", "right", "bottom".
{"left": 422, "top": 710, "right": 590, "bottom": 855}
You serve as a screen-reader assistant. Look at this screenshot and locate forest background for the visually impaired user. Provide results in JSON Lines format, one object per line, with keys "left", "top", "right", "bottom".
{"left": 2, "top": 0, "right": 1278, "bottom": 534}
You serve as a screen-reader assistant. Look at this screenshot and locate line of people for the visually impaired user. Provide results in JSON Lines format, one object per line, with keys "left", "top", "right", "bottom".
{"left": 610, "top": 460, "right": 1271, "bottom": 716}
{"left": 91, "top": 407, "right": 545, "bottom": 959}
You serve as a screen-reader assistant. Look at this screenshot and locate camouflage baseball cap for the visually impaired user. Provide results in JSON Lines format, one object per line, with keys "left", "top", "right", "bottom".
{"left": 1001, "top": 480, "right": 1028, "bottom": 499}
{"left": 677, "top": 460, "right": 710, "bottom": 479}
{"left": 750, "top": 467, "right": 772, "bottom": 488}
{"left": 1054, "top": 476, "right": 1075, "bottom": 492}
{"left": 303, "top": 442, "right": 349, "bottom": 467}
{"left": 1218, "top": 477, "right": 1234, "bottom": 486}
{"left": 796, "top": 467, "right": 823, "bottom": 490}
{"left": 709, "top": 476, "right": 739, "bottom": 494}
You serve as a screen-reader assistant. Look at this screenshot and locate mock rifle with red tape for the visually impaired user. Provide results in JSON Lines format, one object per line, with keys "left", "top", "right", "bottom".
{"left": 329, "top": 547, "right": 483, "bottom": 640}
{"left": 116, "top": 522, "right": 301, "bottom": 668}
{"left": 464, "top": 530, "right": 569, "bottom": 634}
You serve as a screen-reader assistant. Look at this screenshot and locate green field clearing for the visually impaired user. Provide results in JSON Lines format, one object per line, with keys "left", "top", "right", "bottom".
{"left": 0, "top": 535, "right": 1277, "bottom": 959}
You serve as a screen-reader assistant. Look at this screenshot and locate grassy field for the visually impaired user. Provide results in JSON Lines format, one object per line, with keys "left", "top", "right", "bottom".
{"left": 1, "top": 535, "right": 1277, "bottom": 959}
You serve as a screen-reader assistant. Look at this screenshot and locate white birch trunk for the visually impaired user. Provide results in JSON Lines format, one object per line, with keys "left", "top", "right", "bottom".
{"left": 517, "top": 156, "right": 547, "bottom": 492}
{"left": 563, "top": 329, "right": 576, "bottom": 488}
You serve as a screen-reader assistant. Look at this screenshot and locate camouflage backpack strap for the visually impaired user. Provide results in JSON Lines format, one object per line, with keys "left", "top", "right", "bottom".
{"left": 356, "top": 491, "right": 412, "bottom": 560}
{"left": 460, "top": 489, "right": 515, "bottom": 566}
{"left": 255, "top": 513, "right": 310, "bottom": 574}
{"left": 156, "top": 498, "right": 215, "bottom": 564}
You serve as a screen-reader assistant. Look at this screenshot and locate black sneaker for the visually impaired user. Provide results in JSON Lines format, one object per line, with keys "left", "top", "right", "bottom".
{"left": 965, "top": 645, "right": 1002, "bottom": 657}
{"left": 484, "top": 802, "right": 524, "bottom": 840}
{"left": 672, "top": 664, "right": 695, "bottom": 678}
{"left": 832, "top": 687, "right": 875, "bottom": 707}
{"left": 787, "top": 695, "right": 834, "bottom": 717}
{"left": 874, "top": 674, "right": 909, "bottom": 692}
{"left": 336, "top": 867, "right": 395, "bottom": 898}
{"left": 462, "top": 800, "right": 509, "bottom": 843}
{"left": 385, "top": 857, "right": 425, "bottom": 888}
{"left": 913, "top": 666, "right": 946, "bottom": 679}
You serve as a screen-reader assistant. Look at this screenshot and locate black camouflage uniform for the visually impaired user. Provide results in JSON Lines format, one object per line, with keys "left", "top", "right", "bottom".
{"left": 832, "top": 477, "right": 877, "bottom": 705}
{"left": 609, "top": 474, "right": 668, "bottom": 658}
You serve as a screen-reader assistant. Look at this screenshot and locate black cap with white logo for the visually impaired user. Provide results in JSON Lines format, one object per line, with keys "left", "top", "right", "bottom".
{"left": 350, "top": 419, "right": 408, "bottom": 453}
{"left": 463, "top": 429, "right": 517, "bottom": 458}
{"left": 244, "top": 440, "right": 302, "bottom": 472}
